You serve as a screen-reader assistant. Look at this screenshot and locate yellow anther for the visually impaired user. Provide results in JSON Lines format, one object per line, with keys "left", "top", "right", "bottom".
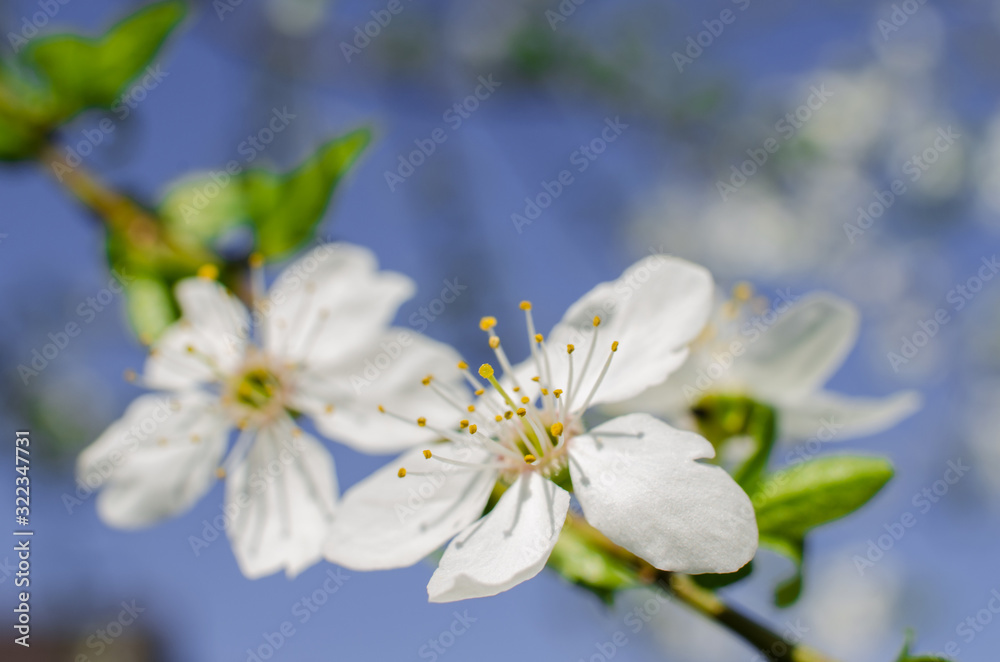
{"left": 550, "top": 422, "right": 564, "bottom": 436}
{"left": 378, "top": 404, "right": 386, "bottom": 413}
{"left": 467, "top": 405, "right": 476, "bottom": 412}
{"left": 534, "top": 334, "right": 543, "bottom": 343}
{"left": 554, "top": 389, "right": 563, "bottom": 399}
{"left": 495, "top": 415, "right": 503, "bottom": 422}
{"left": 460, "top": 419, "right": 470, "bottom": 429}
{"left": 324, "top": 404, "right": 334, "bottom": 414}
{"left": 516, "top": 408, "right": 527, "bottom": 417}
{"left": 524, "top": 454, "right": 537, "bottom": 464}
{"left": 593, "top": 315, "right": 601, "bottom": 327}
{"left": 567, "top": 344, "right": 575, "bottom": 354}
{"left": 520, "top": 301, "right": 532, "bottom": 310}
{"left": 398, "top": 468, "right": 407, "bottom": 478}
{"left": 422, "top": 375, "right": 433, "bottom": 386}
{"left": 469, "top": 424, "right": 478, "bottom": 434}
{"left": 417, "top": 417, "right": 427, "bottom": 427}
{"left": 479, "top": 317, "right": 497, "bottom": 331}
{"left": 541, "top": 388, "right": 549, "bottom": 395}
{"left": 123, "top": 369, "right": 137, "bottom": 382}
{"left": 422, "top": 449, "right": 432, "bottom": 459}
{"left": 531, "top": 376, "right": 540, "bottom": 382}
{"left": 249, "top": 253, "right": 264, "bottom": 268}
{"left": 489, "top": 337, "right": 500, "bottom": 349}
{"left": 611, "top": 341, "right": 619, "bottom": 352}
{"left": 479, "top": 363, "right": 495, "bottom": 379}
{"left": 215, "top": 467, "right": 226, "bottom": 479}
{"left": 185, "top": 345, "right": 196, "bottom": 353}
{"left": 513, "top": 386, "right": 521, "bottom": 392}
{"left": 474, "top": 388, "right": 485, "bottom": 396}
{"left": 457, "top": 361, "right": 469, "bottom": 370}
{"left": 197, "top": 264, "right": 219, "bottom": 280}
{"left": 733, "top": 281, "right": 754, "bottom": 301}
{"left": 504, "top": 411, "right": 513, "bottom": 420}
{"left": 520, "top": 396, "right": 529, "bottom": 405}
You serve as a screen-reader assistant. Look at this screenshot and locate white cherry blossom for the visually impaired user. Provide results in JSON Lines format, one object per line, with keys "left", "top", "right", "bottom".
{"left": 78, "top": 243, "right": 462, "bottom": 579}
{"left": 325, "top": 256, "right": 759, "bottom": 602}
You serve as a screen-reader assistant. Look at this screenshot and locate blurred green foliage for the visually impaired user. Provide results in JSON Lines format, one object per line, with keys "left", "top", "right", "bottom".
{"left": 0, "top": 0, "right": 186, "bottom": 160}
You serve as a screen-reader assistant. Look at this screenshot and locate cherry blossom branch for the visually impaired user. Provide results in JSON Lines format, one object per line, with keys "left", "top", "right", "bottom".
{"left": 37, "top": 143, "right": 214, "bottom": 266}
{"left": 562, "top": 514, "right": 839, "bottom": 662}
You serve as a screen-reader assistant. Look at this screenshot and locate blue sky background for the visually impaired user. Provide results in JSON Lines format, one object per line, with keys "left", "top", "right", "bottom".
{"left": 1, "top": 1, "right": 999, "bottom": 660}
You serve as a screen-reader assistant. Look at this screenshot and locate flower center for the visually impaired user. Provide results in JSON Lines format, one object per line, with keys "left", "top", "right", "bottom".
{"left": 223, "top": 353, "right": 291, "bottom": 427}
{"left": 387, "top": 300, "right": 618, "bottom": 492}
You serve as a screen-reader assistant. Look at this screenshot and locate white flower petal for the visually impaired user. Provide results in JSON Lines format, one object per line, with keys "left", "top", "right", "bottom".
{"left": 541, "top": 256, "right": 713, "bottom": 409}
{"left": 225, "top": 420, "right": 338, "bottom": 579}
{"left": 144, "top": 278, "right": 250, "bottom": 390}
{"left": 732, "top": 292, "right": 859, "bottom": 401}
{"left": 264, "top": 244, "right": 414, "bottom": 366}
{"left": 293, "top": 330, "right": 466, "bottom": 453}
{"left": 779, "top": 389, "right": 922, "bottom": 441}
{"left": 569, "top": 413, "right": 758, "bottom": 574}
{"left": 427, "top": 471, "right": 570, "bottom": 602}
{"left": 325, "top": 444, "right": 496, "bottom": 570}
{"left": 78, "top": 392, "right": 230, "bottom": 528}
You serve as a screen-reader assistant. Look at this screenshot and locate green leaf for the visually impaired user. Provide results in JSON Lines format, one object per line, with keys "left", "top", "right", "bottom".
{"left": 244, "top": 129, "right": 371, "bottom": 258}
{"left": 547, "top": 523, "right": 637, "bottom": 604}
{"left": 157, "top": 129, "right": 371, "bottom": 261}
{"left": 123, "top": 275, "right": 178, "bottom": 342}
{"left": 754, "top": 455, "right": 894, "bottom": 540}
{"left": 21, "top": 1, "right": 186, "bottom": 116}
{"left": 691, "top": 561, "right": 753, "bottom": 590}
{"left": 0, "top": 111, "right": 45, "bottom": 160}
{"left": 894, "top": 629, "right": 952, "bottom": 661}
{"left": 760, "top": 535, "right": 804, "bottom": 607}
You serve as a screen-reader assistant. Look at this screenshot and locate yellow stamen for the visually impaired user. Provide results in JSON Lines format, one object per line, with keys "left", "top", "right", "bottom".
{"left": 516, "top": 408, "right": 526, "bottom": 417}
{"left": 489, "top": 337, "right": 500, "bottom": 349}
{"left": 479, "top": 363, "right": 495, "bottom": 379}
{"left": 324, "top": 404, "right": 334, "bottom": 414}
{"left": 520, "top": 396, "right": 529, "bottom": 404}
{"left": 474, "top": 388, "right": 485, "bottom": 396}
{"left": 504, "top": 411, "right": 513, "bottom": 420}
{"left": 733, "top": 281, "right": 754, "bottom": 301}
{"left": 593, "top": 316, "right": 601, "bottom": 327}
{"left": 469, "top": 424, "right": 478, "bottom": 434}
{"left": 417, "top": 417, "right": 427, "bottom": 427}
{"left": 541, "top": 388, "right": 549, "bottom": 395}
{"left": 495, "top": 415, "right": 503, "bottom": 422}
{"left": 520, "top": 301, "right": 532, "bottom": 310}
{"left": 567, "top": 344, "right": 575, "bottom": 354}
{"left": 467, "top": 405, "right": 476, "bottom": 412}
{"left": 197, "top": 264, "right": 219, "bottom": 280}
{"left": 422, "top": 375, "right": 433, "bottom": 386}
{"left": 612, "top": 341, "right": 619, "bottom": 352}
{"left": 524, "top": 454, "right": 536, "bottom": 464}
{"left": 460, "top": 419, "right": 470, "bottom": 429}
{"left": 422, "top": 450, "right": 433, "bottom": 459}
{"left": 553, "top": 389, "right": 563, "bottom": 398}
{"left": 531, "top": 376, "right": 540, "bottom": 382}
{"left": 378, "top": 404, "right": 386, "bottom": 413}
{"left": 534, "top": 334, "right": 543, "bottom": 343}
{"left": 479, "top": 317, "right": 497, "bottom": 331}
{"left": 215, "top": 467, "right": 226, "bottom": 479}
{"left": 550, "top": 422, "right": 564, "bottom": 436}
{"left": 398, "top": 468, "right": 407, "bottom": 478}
{"left": 457, "top": 361, "right": 468, "bottom": 370}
